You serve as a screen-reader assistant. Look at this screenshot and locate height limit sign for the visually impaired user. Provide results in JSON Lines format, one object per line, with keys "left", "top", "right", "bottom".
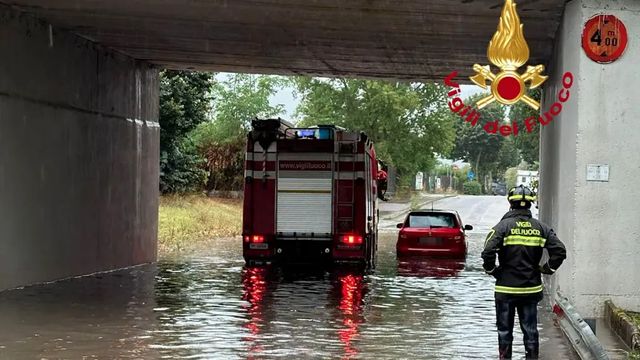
{"left": 582, "top": 15, "right": 628, "bottom": 64}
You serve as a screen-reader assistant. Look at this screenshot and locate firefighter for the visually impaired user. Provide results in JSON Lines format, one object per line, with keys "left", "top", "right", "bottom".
{"left": 481, "top": 185, "right": 566, "bottom": 359}
{"left": 377, "top": 164, "right": 388, "bottom": 201}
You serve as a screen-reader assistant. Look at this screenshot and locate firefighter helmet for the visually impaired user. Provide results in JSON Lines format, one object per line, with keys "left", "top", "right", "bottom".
{"left": 508, "top": 185, "right": 536, "bottom": 208}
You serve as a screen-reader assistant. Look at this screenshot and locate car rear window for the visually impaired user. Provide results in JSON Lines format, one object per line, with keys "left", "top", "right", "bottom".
{"left": 407, "top": 213, "right": 457, "bottom": 228}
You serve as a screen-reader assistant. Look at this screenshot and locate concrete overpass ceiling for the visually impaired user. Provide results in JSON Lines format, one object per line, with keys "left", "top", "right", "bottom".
{"left": 1, "top": 0, "right": 566, "bottom": 80}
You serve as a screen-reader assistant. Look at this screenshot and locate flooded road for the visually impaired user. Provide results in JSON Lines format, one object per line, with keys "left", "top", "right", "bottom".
{"left": 0, "top": 196, "right": 576, "bottom": 359}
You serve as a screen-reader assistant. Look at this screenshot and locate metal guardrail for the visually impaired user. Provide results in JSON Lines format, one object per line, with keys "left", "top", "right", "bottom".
{"left": 553, "top": 292, "right": 609, "bottom": 360}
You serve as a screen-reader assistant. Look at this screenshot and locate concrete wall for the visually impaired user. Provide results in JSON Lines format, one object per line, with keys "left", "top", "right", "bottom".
{"left": 0, "top": 7, "right": 159, "bottom": 290}
{"left": 540, "top": 0, "right": 640, "bottom": 317}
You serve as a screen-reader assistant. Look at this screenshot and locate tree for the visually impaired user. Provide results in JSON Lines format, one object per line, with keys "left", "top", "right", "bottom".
{"left": 511, "top": 89, "right": 541, "bottom": 164}
{"left": 190, "top": 74, "right": 285, "bottom": 191}
{"left": 192, "top": 74, "right": 285, "bottom": 146}
{"left": 451, "top": 94, "right": 521, "bottom": 191}
{"left": 160, "top": 71, "right": 213, "bottom": 151}
{"left": 493, "top": 138, "right": 521, "bottom": 179}
{"left": 505, "top": 167, "right": 518, "bottom": 189}
{"left": 451, "top": 95, "right": 505, "bottom": 177}
{"left": 293, "top": 78, "right": 457, "bottom": 183}
{"left": 159, "top": 70, "right": 213, "bottom": 193}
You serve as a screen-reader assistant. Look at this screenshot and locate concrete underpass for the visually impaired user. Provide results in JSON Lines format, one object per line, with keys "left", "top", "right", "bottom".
{"left": 1, "top": 0, "right": 639, "bottom": 357}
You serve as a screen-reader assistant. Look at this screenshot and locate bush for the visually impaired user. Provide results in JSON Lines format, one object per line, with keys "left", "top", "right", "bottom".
{"left": 454, "top": 168, "right": 469, "bottom": 192}
{"left": 159, "top": 144, "right": 207, "bottom": 194}
{"left": 189, "top": 121, "right": 246, "bottom": 192}
{"left": 200, "top": 138, "right": 245, "bottom": 191}
{"left": 463, "top": 181, "right": 482, "bottom": 195}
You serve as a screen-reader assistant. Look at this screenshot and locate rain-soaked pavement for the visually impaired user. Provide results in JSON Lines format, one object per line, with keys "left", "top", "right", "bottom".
{"left": 0, "top": 195, "right": 578, "bottom": 359}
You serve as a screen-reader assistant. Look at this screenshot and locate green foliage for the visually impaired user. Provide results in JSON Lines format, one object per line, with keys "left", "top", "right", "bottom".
{"left": 494, "top": 138, "right": 521, "bottom": 179}
{"left": 452, "top": 95, "right": 505, "bottom": 173}
{"left": 200, "top": 138, "right": 245, "bottom": 191}
{"left": 190, "top": 74, "right": 285, "bottom": 191}
{"left": 434, "top": 164, "right": 452, "bottom": 176}
{"left": 204, "top": 74, "right": 285, "bottom": 142}
{"left": 453, "top": 167, "right": 470, "bottom": 191}
{"left": 505, "top": 167, "right": 518, "bottom": 190}
{"left": 463, "top": 181, "right": 482, "bottom": 195}
{"left": 452, "top": 94, "right": 522, "bottom": 190}
{"left": 159, "top": 70, "right": 214, "bottom": 193}
{"left": 160, "top": 142, "right": 207, "bottom": 194}
{"left": 530, "top": 178, "right": 539, "bottom": 193}
{"left": 511, "top": 89, "right": 541, "bottom": 164}
{"left": 292, "top": 77, "right": 456, "bottom": 178}
{"left": 160, "top": 70, "right": 213, "bottom": 150}
{"left": 530, "top": 161, "right": 540, "bottom": 171}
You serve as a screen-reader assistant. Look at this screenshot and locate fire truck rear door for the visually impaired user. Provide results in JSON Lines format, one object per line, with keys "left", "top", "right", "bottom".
{"left": 277, "top": 158, "right": 332, "bottom": 236}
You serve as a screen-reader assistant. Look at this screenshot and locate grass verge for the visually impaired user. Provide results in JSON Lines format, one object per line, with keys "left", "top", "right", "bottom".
{"left": 391, "top": 186, "right": 413, "bottom": 202}
{"left": 409, "top": 193, "right": 422, "bottom": 210}
{"left": 158, "top": 195, "right": 242, "bottom": 255}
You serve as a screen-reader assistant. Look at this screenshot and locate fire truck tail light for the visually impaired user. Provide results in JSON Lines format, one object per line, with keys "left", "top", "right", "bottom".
{"left": 341, "top": 235, "right": 363, "bottom": 245}
{"left": 245, "top": 235, "right": 265, "bottom": 243}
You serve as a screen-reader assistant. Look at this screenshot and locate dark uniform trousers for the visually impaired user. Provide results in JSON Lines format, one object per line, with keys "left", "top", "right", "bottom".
{"left": 496, "top": 296, "right": 539, "bottom": 359}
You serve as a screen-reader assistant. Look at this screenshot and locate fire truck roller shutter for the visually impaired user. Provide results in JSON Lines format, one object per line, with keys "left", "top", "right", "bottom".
{"left": 277, "top": 174, "right": 332, "bottom": 235}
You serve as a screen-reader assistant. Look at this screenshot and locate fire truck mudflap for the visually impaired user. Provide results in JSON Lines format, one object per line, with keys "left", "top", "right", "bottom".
{"left": 242, "top": 119, "right": 379, "bottom": 267}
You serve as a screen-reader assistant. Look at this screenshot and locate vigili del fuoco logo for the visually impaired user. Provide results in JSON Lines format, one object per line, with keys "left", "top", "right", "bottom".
{"left": 444, "top": 0, "right": 573, "bottom": 137}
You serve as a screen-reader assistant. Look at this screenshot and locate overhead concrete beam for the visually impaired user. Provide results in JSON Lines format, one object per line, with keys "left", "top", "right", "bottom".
{"left": 0, "top": 0, "right": 567, "bottom": 80}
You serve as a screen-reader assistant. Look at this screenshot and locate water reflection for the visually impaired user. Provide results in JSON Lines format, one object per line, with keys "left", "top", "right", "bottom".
{"left": 0, "top": 235, "right": 577, "bottom": 359}
{"left": 397, "top": 257, "right": 465, "bottom": 278}
{"left": 238, "top": 265, "right": 370, "bottom": 359}
{"left": 333, "top": 271, "right": 367, "bottom": 359}
{"left": 241, "top": 266, "right": 269, "bottom": 357}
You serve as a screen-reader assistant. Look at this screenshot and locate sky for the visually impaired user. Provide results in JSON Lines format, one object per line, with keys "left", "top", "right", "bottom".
{"left": 270, "top": 85, "right": 299, "bottom": 119}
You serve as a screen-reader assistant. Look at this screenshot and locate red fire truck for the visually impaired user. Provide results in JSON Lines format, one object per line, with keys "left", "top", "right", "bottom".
{"left": 242, "top": 119, "right": 379, "bottom": 267}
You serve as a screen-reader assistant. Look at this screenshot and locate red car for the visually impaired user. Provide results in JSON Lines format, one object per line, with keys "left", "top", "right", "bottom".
{"left": 396, "top": 210, "right": 472, "bottom": 258}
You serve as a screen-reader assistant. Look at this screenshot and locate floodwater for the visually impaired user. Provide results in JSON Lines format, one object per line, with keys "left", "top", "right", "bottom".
{"left": 0, "top": 196, "right": 577, "bottom": 359}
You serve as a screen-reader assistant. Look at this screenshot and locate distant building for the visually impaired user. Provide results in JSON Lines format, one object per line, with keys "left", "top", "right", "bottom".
{"left": 516, "top": 170, "right": 538, "bottom": 188}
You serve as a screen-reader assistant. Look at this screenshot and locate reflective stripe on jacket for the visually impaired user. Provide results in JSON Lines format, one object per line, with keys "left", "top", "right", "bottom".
{"left": 481, "top": 209, "right": 566, "bottom": 299}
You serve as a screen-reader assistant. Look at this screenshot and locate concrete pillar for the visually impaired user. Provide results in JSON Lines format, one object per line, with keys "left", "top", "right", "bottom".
{"left": 0, "top": 7, "right": 159, "bottom": 290}
{"left": 540, "top": 0, "right": 640, "bottom": 317}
